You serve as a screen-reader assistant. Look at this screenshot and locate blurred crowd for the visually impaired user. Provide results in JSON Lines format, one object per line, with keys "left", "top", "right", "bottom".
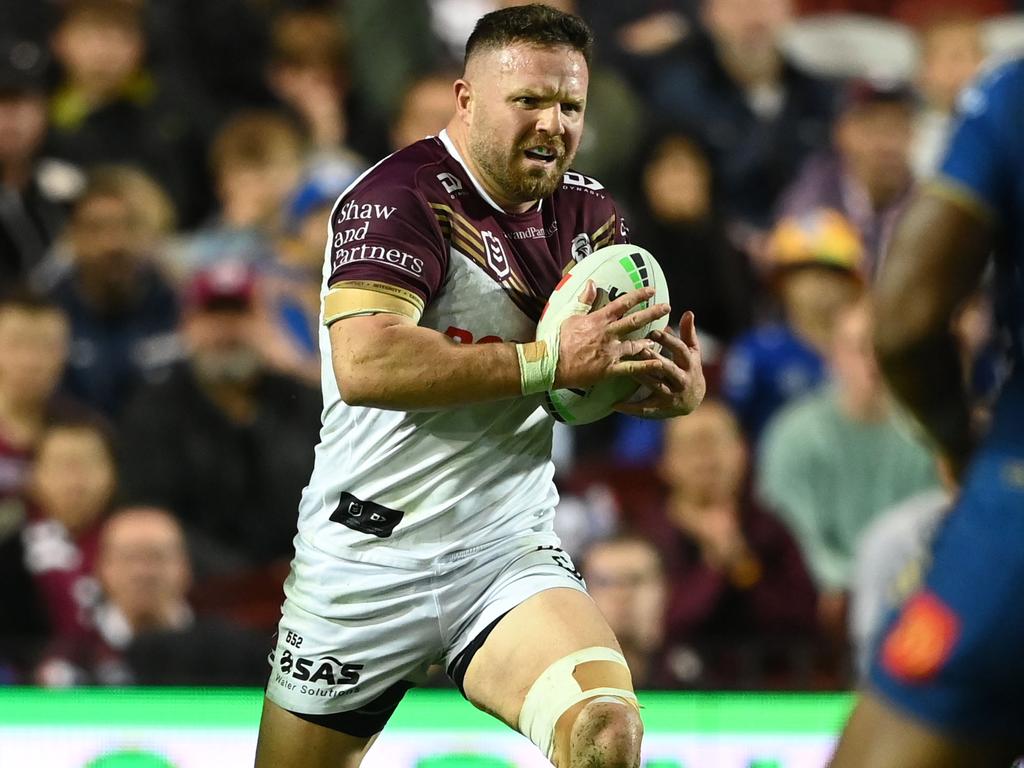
{"left": 0, "top": 0, "right": 1013, "bottom": 690}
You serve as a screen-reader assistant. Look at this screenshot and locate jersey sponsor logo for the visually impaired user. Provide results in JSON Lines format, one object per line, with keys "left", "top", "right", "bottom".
{"left": 336, "top": 199, "right": 397, "bottom": 222}
{"left": 881, "top": 591, "right": 960, "bottom": 682}
{"left": 330, "top": 491, "right": 404, "bottom": 537}
{"left": 436, "top": 172, "right": 463, "bottom": 194}
{"left": 331, "top": 242, "right": 424, "bottom": 277}
{"left": 509, "top": 221, "right": 558, "bottom": 240}
{"left": 509, "top": 225, "right": 546, "bottom": 240}
{"left": 482, "top": 230, "right": 511, "bottom": 279}
{"left": 275, "top": 649, "right": 364, "bottom": 696}
{"left": 562, "top": 171, "right": 604, "bottom": 191}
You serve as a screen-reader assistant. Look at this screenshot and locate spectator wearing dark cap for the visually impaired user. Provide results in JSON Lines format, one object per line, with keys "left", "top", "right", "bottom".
{"left": 118, "top": 260, "right": 322, "bottom": 586}
{"left": 721, "top": 208, "right": 865, "bottom": 442}
{"left": 0, "top": 39, "right": 84, "bottom": 282}
{"left": 46, "top": 0, "right": 206, "bottom": 225}
{"left": 778, "top": 79, "right": 916, "bottom": 275}
{"left": 45, "top": 166, "right": 181, "bottom": 417}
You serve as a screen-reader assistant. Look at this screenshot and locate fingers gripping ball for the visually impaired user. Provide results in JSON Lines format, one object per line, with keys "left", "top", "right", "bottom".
{"left": 538, "top": 244, "right": 670, "bottom": 424}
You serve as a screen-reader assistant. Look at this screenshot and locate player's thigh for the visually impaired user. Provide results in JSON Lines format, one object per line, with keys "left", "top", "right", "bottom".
{"left": 255, "top": 696, "right": 372, "bottom": 768}
{"left": 830, "top": 691, "right": 1019, "bottom": 768}
{"left": 462, "top": 587, "right": 636, "bottom": 754}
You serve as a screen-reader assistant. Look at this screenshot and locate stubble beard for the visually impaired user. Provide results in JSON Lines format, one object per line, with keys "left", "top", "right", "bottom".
{"left": 469, "top": 130, "right": 572, "bottom": 205}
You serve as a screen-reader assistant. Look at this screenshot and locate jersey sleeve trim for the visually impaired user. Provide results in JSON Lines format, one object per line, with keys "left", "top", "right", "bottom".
{"left": 591, "top": 214, "right": 616, "bottom": 250}
{"left": 323, "top": 280, "right": 425, "bottom": 326}
{"left": 927, "top": 176, "right": 996, "bottom": 224}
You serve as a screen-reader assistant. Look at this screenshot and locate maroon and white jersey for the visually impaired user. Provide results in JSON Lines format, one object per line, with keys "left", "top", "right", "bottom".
{"left": 297, "top": 130, "right": 628, "bottom": 565}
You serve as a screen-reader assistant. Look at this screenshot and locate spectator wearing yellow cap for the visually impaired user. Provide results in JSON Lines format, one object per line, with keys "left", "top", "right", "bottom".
{"left": 722, "top": 208, "right": 865, "bottom": 442}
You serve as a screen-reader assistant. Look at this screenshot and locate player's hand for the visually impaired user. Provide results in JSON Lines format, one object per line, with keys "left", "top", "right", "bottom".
{"left": 613, "top": 311, "right": 706, "bottom": 419}
{"left": 553, "top": 280, "right": 670, "bottom": 390}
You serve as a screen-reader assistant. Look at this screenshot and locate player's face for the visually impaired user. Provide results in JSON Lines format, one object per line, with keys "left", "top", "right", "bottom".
{"left": 461, "top": 43, "right": 588, "bottom": 207}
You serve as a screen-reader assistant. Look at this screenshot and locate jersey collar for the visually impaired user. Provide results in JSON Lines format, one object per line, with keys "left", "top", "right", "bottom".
{"left": 438, "top": 129, "right": 543, "bottom": 214}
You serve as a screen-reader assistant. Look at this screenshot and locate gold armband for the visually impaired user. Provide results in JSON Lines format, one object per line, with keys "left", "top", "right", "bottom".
{"left": 323, "top": 281, "right": 424, "bottom": 326}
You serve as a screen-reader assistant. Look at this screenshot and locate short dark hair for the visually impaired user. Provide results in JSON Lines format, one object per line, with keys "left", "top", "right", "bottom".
{"left": 464, "top": 4, "right": 593, "bottom": 69}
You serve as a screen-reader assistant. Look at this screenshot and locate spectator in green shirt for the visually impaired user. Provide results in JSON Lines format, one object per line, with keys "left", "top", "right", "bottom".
{"left": 756, "top": 299, "right": 940, "bottom": 640}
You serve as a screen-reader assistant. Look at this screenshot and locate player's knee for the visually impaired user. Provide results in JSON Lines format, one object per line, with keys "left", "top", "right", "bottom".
{"left": 570, "top": 698, "right": 643, "bottom": 768}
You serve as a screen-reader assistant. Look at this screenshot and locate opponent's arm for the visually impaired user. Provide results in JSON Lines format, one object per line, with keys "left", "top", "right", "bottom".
{"left": 330, "top": 282, "right": 669, "bottom": 410}
{"left": 872, "top": 187, "right": 992, "bottom": 478}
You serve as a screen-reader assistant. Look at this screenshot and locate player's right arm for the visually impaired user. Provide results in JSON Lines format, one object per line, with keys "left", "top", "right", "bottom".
{"left": 324, "top": 172, "right": 666, "bottom": 410}
{"left": 330, "top": 282, "right": 667, "bottom": 410}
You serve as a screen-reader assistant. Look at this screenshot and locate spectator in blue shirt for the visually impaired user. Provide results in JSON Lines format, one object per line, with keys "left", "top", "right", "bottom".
{"left": 722, "top": 208, "right": 864, "bottom": 442}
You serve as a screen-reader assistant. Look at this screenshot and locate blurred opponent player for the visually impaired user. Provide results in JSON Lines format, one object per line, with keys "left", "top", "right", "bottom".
{"left": 831, "top": 56, "right": 1024, "bottom": 766}
{"left": 255, "top": 5, "right": 705, "bottom": 768}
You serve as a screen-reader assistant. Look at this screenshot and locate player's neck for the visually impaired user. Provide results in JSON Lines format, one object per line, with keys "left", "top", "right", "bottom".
{"left": 445, "top": 123, "right": 539, "bottom": 214}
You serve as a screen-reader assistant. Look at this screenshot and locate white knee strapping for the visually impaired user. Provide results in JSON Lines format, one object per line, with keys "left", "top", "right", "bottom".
{"left": 518, "top": 647, "right": 638, "bottom": 760}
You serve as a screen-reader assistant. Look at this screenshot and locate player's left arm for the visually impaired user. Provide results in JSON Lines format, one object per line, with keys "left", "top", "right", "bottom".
{"left": 601, "top": 202, "right": 706, "bottom": 419}
{"left": 873, "top": 186, "right": 992, "bottom": 478}
{"left": 611, "top": 309, "right": 706, "bottom": 418}
{"left": 593, "top": 195, "right": 704, "bottom": 417}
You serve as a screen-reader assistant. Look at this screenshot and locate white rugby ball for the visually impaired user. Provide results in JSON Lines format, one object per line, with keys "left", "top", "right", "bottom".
{"left": 537, "top": 243, "right": 670, "bottom": 425}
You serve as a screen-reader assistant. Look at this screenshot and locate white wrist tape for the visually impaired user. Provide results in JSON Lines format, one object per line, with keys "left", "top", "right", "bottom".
{"left": 516, "top": 329, "right": 560, "bottom": 395}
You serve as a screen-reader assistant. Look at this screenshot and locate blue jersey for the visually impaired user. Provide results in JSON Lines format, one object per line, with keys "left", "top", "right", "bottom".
{"left": 869, "top": 57, "right": 1024, "bottom": 738}
{"left": 936, "top": 56, "right": 1024, "bottom": 446}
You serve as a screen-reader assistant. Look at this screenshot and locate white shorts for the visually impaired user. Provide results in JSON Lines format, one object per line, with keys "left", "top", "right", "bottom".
{"left": 265, "top": 531, "right": 587, "bottom": 736}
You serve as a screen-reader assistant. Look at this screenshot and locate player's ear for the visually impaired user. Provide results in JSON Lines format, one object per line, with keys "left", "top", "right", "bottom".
{"left": 454, "top": 79, "right": 473, "bottom": 120}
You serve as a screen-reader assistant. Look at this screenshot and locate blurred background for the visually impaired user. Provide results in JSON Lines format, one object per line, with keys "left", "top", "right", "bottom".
{"left": 0, "top": 0, "right": 1013, "bottom": 732}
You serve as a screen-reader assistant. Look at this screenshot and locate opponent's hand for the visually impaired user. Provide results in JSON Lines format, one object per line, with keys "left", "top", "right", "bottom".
{"left": 554, "top": 280, "right": 670, "bottom": 390}
{"left": 614, "top": 311, "right": 706, "bottom": 419}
